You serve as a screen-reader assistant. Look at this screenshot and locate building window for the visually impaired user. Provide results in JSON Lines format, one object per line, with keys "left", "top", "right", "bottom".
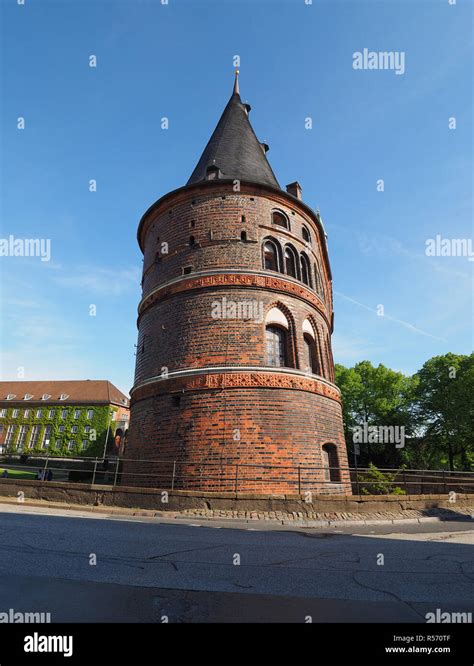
{"left": 84, "top": 425, "right": 91, "bottom": 433}
{"left": 29, "top": 425, "right": 41, "bottom": 448}
{"left": 265, "top": 326, "right": 287, "bottom": 367}
{"left": 12, "top": 409, "right": 19, "bottom": 418}
{"left": 322, "top": 444, "right": 340, "bottom": 483}
{"left": 189, "top": 235, "right": 196, "bottom": 247}
{"left": 284, "top": 246, "right": 298, "bottom": 278}
{"left": 59, "top": 425, "right": 65, "bottom": 433}
{"left": 61, "top": 409, "right": 67, "bottom": 419}
{"left": 68, "top": 440, "right": 74, "bottom": 451}
{"left": 48, "top": 409, "right": 55, "bottom": 418}
{"left": 272, "top": 210, "right": 289, "bottom": 229}
{"left": 87, "top": 410, "right": 93, "bottom": 419}
{"left": 240, "top": 230, "right": 247, "bottom": 242}
{"left": 302, "top": 226, "right": 311, "bottom": 244}
{"left": 36, "top": 409, "right": 42, "bottom": 418}
{"left": 303, "top": 333, "right": 320, "bottom": 375}
{"left": 41, "top": 426, "right": 52, "bottom": 448}
{"left": 263, "top": 240, "right": 279, "bottom": 272}
{"left": 6, "top": 394, "right": 16, "bottom": 400}
{"left": 0, "top": 409, "right": 6, "bottom": 418}
{"left": 74, "top": 409, "right": 81, "bottom": 419}
{"left": 5, "top": 425, "right": 17, "bottom": 445}
{"left": 314, "top": 262, "right": 323, "bottom": 297}
{"left": 17, "top": 426, "right": 29, "bottom": 449}
{"left": 23, "top": 409, "right": 30, "bottom": 418}
{"left": 55, "top": 440, "right": 61, "bottom": 449}
{"left": 81, "top": 440, "right": 88, "bottom": 451}
{"left": 300, "top": 253, "right": 312, "bottom": 287}
{"left": 41, "top": 393, "right": 51, "bottom": 401}
{"left": 182, "top": 266, "right": 192, "bottom": 275}
{"left": 71, "top": 426, "right": 78, "bottom": 434}
{"left": 172, "top": 395, "right": 181, "bottom": 407}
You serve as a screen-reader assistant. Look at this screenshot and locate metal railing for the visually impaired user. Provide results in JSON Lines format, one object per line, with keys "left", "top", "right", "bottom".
{"left": 1, "top": 453, "right": 474, "bottom": 495}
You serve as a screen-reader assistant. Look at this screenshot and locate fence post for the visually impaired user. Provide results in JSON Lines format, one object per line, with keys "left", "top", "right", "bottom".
{"left": 443, "top": 469, "right": 447, "bottom": 494}
{"left": 91, "top": 457, "right": 98, "bottom": 486}
{"left": 403, "top": 470, "right": 407, "bottom": 494}
{"left": 298, "top": 465, "right": 301, "bottom": 495}
{"left": 234, "top": 465, "right": 239, "bottom": 493}
{"left": 171, "top": 461, "right": 176, "bottom": 490}
{"left": 113, "top": 458, "right": 120, "bottom": 487}
{"left": 42, "top": 455, "right": 49, "bottom": 481}
{"left": 355, "top": 466, "right": 360, "bottom": 495}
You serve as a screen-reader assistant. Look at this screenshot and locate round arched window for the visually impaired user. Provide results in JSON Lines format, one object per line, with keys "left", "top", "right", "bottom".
{"left": 264, "top": 241, "right": 279, "bottom": 271}
{"left": 272, "top": 210, "right": 289, "bottom": 229}
{"left": 284, "top": 247, "right": 298, "bottom": 278}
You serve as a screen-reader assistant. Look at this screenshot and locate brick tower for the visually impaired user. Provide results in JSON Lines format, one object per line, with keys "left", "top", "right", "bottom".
{"left": 126, "top": 72, "right": 351, "bottom": 494}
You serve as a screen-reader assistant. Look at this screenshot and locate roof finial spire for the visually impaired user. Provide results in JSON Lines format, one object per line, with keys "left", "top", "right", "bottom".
{"left": 233, "top": 68, "right": 240, "bottom": 95}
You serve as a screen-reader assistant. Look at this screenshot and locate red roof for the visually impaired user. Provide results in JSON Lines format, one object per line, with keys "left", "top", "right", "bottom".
{"left": 0, "top": 380, "right": 129, "bottom": 407}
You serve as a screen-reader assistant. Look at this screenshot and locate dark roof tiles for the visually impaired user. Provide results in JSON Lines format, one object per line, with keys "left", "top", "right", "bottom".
{"left": 187, "top": 89, "right": 280, "bottom": 189}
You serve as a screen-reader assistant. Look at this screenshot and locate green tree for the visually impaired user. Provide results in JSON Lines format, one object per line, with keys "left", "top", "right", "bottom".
{"left": 412, "top": 353, "right": 473, "bottom": 471}
{"left": 335, "top": 361, "right": 414, "bottom": 467}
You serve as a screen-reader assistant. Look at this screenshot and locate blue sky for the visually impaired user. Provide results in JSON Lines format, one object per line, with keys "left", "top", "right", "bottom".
{"left": 0, "top": 0, "right": 472, "bottom": 395}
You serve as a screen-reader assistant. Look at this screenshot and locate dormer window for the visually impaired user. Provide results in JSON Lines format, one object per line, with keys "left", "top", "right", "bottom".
{"left": 6, "top": 394, "right": 16, "bottom": 400}
{"left": 24, "top": 394, "right": 33, "bottom": 401}
{"left": 41, "top": 394, "right": 51, "bottom": 401}
{"left": 205, "top": 164, "right": 221, "bottom": 180}
{"left": 59, "top": 394, "right": 69, "bottom": 401}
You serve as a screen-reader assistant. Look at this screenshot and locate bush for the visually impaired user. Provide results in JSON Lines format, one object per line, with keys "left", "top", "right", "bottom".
{"left": 357, "top": 463, "right": 406, "bottom": 495}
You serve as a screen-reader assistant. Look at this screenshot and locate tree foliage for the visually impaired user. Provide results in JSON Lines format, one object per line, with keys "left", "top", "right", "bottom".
{"left": 335, "top": 354, "right": 473, "bottom": 471}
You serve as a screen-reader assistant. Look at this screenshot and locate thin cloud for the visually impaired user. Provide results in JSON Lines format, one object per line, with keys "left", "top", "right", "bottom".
{"left": 334, "top": 291, "right": 447, "bottom": 342}
{"left": 54, "top": 266, "right": 141, "bottom": 296}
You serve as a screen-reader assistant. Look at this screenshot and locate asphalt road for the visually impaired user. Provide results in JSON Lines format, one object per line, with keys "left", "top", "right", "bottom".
{"left": 0, "top": 504, "right": 473, "bottom": 623}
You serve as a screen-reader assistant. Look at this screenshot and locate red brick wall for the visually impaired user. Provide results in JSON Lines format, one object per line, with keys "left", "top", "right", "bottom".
{"left": 126, "top": 181, "right": 350, "bottom": 494}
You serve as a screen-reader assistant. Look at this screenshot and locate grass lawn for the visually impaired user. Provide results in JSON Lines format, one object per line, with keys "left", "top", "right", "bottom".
{"left": 0, "top": 468, "right": 37, "bottom": 479}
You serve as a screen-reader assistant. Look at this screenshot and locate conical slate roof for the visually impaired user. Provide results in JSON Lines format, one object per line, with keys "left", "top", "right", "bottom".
{"left": 187, "top": 73, "right": 280, "bottom": 189}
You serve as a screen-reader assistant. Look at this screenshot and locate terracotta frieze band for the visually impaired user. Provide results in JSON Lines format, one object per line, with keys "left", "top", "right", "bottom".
{"left": 131, "top": 370, "right": 341, "bottom": 404}
{"left": 139, "top": 271, "right": 329, "bottom": 325}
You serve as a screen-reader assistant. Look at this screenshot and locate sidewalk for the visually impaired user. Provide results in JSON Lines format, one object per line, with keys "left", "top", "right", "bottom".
{"left": 0, "top": 495, "right": 472, "bottom": 527}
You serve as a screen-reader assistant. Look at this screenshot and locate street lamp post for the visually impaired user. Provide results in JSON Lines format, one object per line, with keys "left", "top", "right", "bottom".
{"left": 102, "top": 409, "right": 114, "bottom": 461}
{"left": 353, "top": 443, "right": 360, "bottom": 494}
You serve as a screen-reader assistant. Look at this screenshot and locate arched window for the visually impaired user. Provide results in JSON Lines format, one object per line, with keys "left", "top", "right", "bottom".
{"left": 300, "top": 253, "right": 312, "bottom": 287}
{"left": 263, "top": 240, "right": 279, "bottom": 271}
{"left": 241, "top": 230, "right": 247, "bottom": 242}
{"left": 302, "top": 225, "right": 311, "bottom": 244}
{"left": 303, "top": 334, "right": 318, "bottom": 375}
{"left": 284, "top": 246, "right": 298, "bottom": 278}
{"left": 302, "top": 319, "right": 321, "bottom": 375}
{"left": 272, "top": 210, "right": 289, "bottom": 229}
{"left": 314, "top": 262, "right": 323, "bottom": 296}
{"left": 265, "top": 326, "right": 287, "bottom": 367}
{"left": 322, "top": 444, "right": 340, "bottom": 483}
